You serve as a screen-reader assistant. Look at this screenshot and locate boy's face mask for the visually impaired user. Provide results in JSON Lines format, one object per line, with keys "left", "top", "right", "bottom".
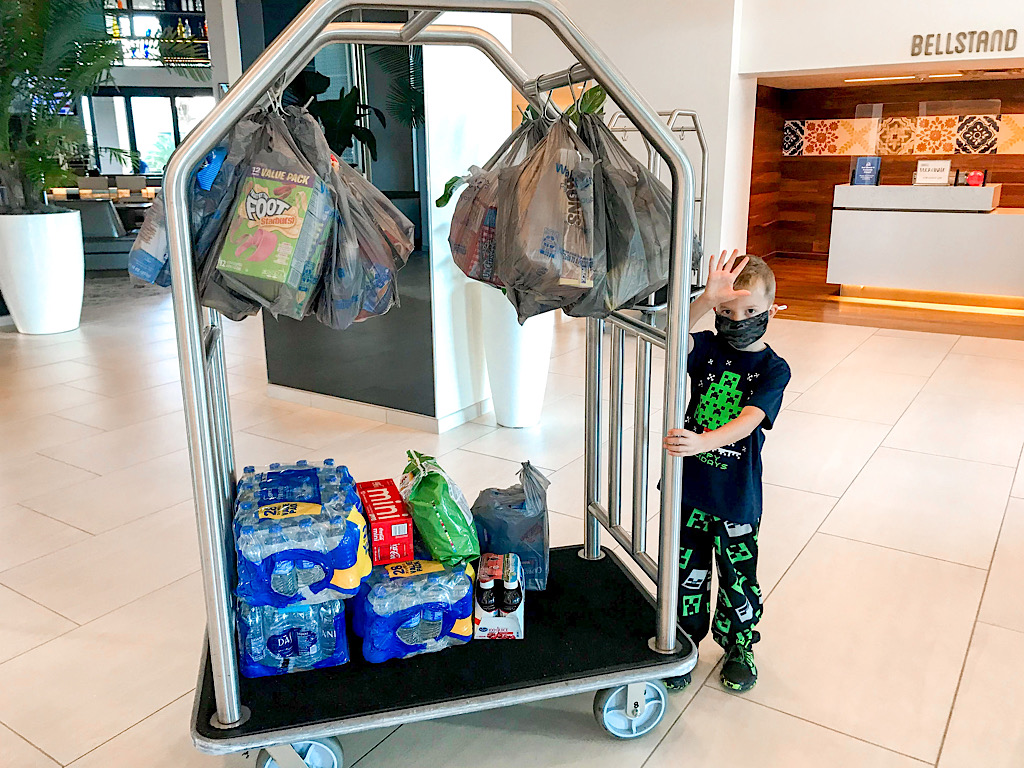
{"left": 715, "top": 310, "right": 770, "bottom": 350}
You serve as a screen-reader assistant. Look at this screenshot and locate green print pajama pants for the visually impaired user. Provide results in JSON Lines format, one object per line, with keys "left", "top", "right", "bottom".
{"left": 677, "top": 507, "right": 762, "bottom": 651}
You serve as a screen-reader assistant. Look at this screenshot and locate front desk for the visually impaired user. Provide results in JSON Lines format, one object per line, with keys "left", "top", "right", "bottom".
{"left": 827, "top": 184, "right": 1024, "bottom": 298}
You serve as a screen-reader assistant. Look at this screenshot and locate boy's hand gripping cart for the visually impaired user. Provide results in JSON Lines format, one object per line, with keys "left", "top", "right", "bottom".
{"left": 164, "top": 1, "right": 701, "bottom": 762}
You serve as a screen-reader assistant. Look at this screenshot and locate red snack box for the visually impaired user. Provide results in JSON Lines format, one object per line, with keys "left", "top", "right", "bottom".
{"left": 356, "top": 479, "right": 415, "bottom": 566}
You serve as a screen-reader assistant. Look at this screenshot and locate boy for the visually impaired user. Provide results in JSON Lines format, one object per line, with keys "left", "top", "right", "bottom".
{"left": 663, "top": 250, "right": 790, "bottom": 693}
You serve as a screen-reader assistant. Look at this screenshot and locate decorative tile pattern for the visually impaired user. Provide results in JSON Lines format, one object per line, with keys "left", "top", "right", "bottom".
{"left": 834, "top": 118, "right": 879, "bottom": 156}
{"left": 997, "top": 114, "right": 1024, "bottom": 154}
{"left": 913, "top": 116, "right": 958, "bottom": 155}
{"left": 802, "top": 120, "right": 841, "bottom": 156}
{"left": 783, "top": 120, "right": 805, "bottom": 156}
{"left": 957, "top": 115, "right": 1000, "bottom": 154}
{"left": 877, "top": 117, "right": 917, "bottom": 155}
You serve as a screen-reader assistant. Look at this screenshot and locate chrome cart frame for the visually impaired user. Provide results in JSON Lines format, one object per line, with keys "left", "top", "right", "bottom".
{"left": 164, "top": 0, "right": 698, "bottom": 754}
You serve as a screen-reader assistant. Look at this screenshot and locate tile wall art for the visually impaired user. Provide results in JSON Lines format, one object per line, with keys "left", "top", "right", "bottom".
{"left": 783, "top": 113, "right": 1024, "bottom": 156}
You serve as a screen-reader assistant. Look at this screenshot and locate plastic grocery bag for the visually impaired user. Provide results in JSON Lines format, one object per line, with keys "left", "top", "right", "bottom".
{"left": 448, "top": 118, "right": 547, "bottom": 286}
{"left": 471, "top": 461, "right": 550, "bottom": 591}
{"left": 565, "top": 114, "right": 650, "bottom": 317}
{"left": 214, "top": 111, "right": 333, "bottom": 320}
{"left": 399, "top": 451, "right": 480, "bottom": 567}
{"left": 350, "top": 560, "right": 474, "bottom": 663}
{"left": 494, "top": 117, "right": 597, "bottom": 323}
{"left": 334, "top": 157, "right": 415, "bottom": 265}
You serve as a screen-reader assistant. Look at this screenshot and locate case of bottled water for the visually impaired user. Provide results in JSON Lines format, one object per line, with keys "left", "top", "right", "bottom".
{"left": 233, "top": 459, "right": 372, "bottom": 607}
{"left": 350, "top": 559, "right": 474, "bottom": 663}
{"left": 237, "top": 597, "right": 349, "bottom": 677}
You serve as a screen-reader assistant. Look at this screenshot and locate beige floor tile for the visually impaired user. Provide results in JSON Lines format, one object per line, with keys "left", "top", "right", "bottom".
{"left": 242, "top": 408, "right": 380, "bottom": 450}
{"left": 0, "top": 454, "right": 97, "bottom": 505}
{"left": 20, "top": 450, "right": 193, "bottom": 534}
{"left": 883, "top": 392, "right": 1024, "bottom": 467}
{"left": 355, "top": 685, "right": 687, "bottom": 768}
{"left": 761, "top": 410, "right": 889, "bottom": 497}
{"left": 758, "top": 484, "right": 837, "bottom": 596}
{"left": 547, "top": 455, "right": 586, "bottom": 518}
{"left": 226, "top": 354, "right": 268, "bottom": 381}
{"left": 227, "top": 373, "right": 267, "bottom": 396}
{"left": 55, "top": 381, "right": 185, "bottom": 431}
{"left": 1014, "top": 461, "right": 1024, "bottom": 498}
{"left": 979, "top": 497, "right": 1024, "bottom": 633}
{"left": 459, "top": 395, "right": 586, "bottom": 471}
{"left": 821, "top": 448, "right": 1013, "bottom": 568}
{"left": 0, "top": 502, "right": 199, "bottom": 623}
{"left": 0, "top": 383, "right": 108, "bottom": 427}
{"left": 938, "top": 622, "right": 1024, "bottom": 768}
{"left": 0, "top": 574, "right": 205, "bottom": 765}
{"left": 922, "top": 354, "right": 1024, "bottom": 404}
{"left": 873, "top": 328, "right": 959, "bottom": 342}
{"left": 0, "top": 360, "right": 102, "bottom": 392}
{"left": 762, "top": 320, "right": 877, "bottom": 393}
{"left": 549, "top": 509, "right": 585, "bottom": 548}
{"left": 0, "top": 413, "right": 104, "bottom": 460}
{"left": 788, "top": 367, "right": 926, "bottom": 425}
{"left": 837, "top": 332, "right": 956, "bottom": 377}
{"left": 0, "top": 504, "right": 90, "bottom": 571}
{"left": 647, "top": 688, "right": 925, "bottom": 768}
{"left": 67, "top": 356, "right": 182, "bottom": 396}
{"left": 227, "top": 396, "right": 305, "bottom": 432}
{"left": 0, "top": 723, "right": 60, "bottom": 768}
{"left": 746, "top": 534, "right": 985, "bottom": 762}
{"left": 39, "top": 411, "right": 187, "bottom": 474}
{"left": 546, "top": 370, "right": 586, "bottom": 400}
{"left": 0, "top": 584, "right": 76, "bottom": 664}
{"left": 950, "top": 335, "right": 1024, "bottom": 361}
{"left": 231, "top": 431, "right": 316, "bottom": 470}
{"left": 66, "top": 694, "right": 247, "bottom": 768}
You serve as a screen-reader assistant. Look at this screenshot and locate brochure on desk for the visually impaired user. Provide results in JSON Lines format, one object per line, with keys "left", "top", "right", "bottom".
{"left": 851, "top": 156, "right": 881, "bottom": 186}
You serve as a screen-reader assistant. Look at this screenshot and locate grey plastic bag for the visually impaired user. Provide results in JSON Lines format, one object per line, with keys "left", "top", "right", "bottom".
{"left": 471, "top": 461, "right": 550, "bottom": 591}
{"left": 494, "top": 117, "right": 597, "bottom": 323}
{"left": 214, "top": 111, "right": 333, "bottom": 320}
{"left": 565, "top": 114, "right": 649, "bottom": 317}
{"left": 448, "top": 118, "right": 547, "bottom": 286}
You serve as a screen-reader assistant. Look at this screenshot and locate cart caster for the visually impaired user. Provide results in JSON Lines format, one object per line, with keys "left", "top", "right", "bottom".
{"left": 256, "top": 738, "right": 344, "bottom": 768}
{"left": 593, "top": 680, "right": 668, "bottom": 739}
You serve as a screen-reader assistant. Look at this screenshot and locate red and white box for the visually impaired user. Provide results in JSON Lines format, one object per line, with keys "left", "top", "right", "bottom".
{"left": 356, "top": 479, "right": 414, "bottom": 566}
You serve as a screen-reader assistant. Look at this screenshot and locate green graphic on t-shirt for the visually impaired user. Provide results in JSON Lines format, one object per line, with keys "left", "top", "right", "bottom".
{"left": 695, "top": 371, "right": 744, "bottom": 431}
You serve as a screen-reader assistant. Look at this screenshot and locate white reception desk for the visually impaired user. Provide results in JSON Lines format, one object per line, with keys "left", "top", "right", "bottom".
{"left": 827, "top": 184, "right": 1024, "bottom": 298}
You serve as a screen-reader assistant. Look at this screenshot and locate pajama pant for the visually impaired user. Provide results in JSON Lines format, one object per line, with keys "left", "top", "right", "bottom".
{"left": 677, "top": 506, "right": 762, "bottom": 651}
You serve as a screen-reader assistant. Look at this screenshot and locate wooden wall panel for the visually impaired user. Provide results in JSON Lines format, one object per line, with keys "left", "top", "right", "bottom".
{"left": 748, "top": 80, "right": 1024, "bottom": 260}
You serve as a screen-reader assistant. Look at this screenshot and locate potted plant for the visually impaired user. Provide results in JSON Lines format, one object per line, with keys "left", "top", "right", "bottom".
{"left": 0, "top": 0, "right": 203, "bottom": 334}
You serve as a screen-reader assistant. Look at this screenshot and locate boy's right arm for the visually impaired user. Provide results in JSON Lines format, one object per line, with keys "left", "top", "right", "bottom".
{"left": 687, "top": 249, "right": 750, "bottom": 352}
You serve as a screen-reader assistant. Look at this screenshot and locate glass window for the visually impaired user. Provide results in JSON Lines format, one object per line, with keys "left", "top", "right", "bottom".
{"left": 131, "top": 96, "right": 175, "bottom": 174}
{"left": 90, "top": 96, "right": 132, "bottom": 174}
{"left": 175, "top": 95, "right": 215, "bottom": 140}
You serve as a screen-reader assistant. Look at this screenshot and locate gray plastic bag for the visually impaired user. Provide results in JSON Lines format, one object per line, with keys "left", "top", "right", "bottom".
{"left": 494, "top": 117, "right": 597, "bottom": 323}
{"left": 214, "top": 111, "right": 333, "bottom": 320}
{"left": 471, "top": 461, "right": 550, "bottom": 591}
{"left": 448, "top": 118, "right": 547, "bottom": 286}
{"left": 565, "top": 113, "right": 649, "bottom": 317}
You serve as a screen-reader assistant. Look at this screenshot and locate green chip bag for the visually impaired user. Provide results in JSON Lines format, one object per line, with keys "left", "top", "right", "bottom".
{"left": 399, "top": 451, "right": 480, "bottom": 567}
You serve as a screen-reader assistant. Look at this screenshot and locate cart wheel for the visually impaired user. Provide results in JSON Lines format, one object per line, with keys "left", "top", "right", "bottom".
{"left": 256, "top": 738, "right": 344, "bottom": 768}
{"left": 593, "top": 681, "right": 669, "bottom": 739}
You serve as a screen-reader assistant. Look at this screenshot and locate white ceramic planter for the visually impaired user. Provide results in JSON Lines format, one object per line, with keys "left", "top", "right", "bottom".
{"left": 0, "top": 209, "right": 84, "bottom": 335}
{"left": 480, "top": 288, "right": 555, "bottom": 428}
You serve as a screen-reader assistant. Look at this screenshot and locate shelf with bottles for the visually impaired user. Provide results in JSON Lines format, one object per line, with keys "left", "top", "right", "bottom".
{"left": 108, "top": 14, "right": 209, "bottom": 46}
{"left": 104, "top": 0, "right": 206, "bottom": 12}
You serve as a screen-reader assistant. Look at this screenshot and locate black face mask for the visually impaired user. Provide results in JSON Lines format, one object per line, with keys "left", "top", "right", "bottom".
{"left": 715, "top": 310, "right": 770, "bottom": 350}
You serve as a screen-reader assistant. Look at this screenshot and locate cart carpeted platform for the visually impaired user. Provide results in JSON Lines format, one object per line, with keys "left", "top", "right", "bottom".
{"left": 194, "top": 547, "right": 694, "bottom": 744}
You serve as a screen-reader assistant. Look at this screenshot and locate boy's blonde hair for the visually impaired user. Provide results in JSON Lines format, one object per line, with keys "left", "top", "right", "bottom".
{"left": 734, "top": 254, "right": 776, "bottom": 301}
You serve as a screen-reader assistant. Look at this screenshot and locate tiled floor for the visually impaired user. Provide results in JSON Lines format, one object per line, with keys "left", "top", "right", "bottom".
{"left": 1, "top": 281, "right": 1023, "bottom": 767}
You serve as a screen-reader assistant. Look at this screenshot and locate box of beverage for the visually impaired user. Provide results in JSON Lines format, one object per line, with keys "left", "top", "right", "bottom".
{"left": 356, "top": 479, "right": 414, "bottom": 566}
{"left": 473, "top": 553, "right": 525, "bottom": 640}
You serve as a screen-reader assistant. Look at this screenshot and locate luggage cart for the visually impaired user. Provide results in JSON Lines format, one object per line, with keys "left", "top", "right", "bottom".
{"left": 163, "top": 2, "right": 701, "bottom": 763}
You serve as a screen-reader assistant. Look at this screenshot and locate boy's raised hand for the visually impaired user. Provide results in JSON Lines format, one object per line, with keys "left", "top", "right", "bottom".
{"left": 704, "top": 249, "right": 751, "bottom": 305}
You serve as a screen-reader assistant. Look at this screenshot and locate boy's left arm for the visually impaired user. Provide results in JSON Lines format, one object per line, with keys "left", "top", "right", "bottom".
{"left": 664, "top": 406, "right": 765, "bottom": 457}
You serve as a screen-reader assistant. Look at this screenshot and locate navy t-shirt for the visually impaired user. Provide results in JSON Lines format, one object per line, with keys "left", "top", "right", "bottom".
{"left": 681, "top": 330, "right": 791, "bottom": 524}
